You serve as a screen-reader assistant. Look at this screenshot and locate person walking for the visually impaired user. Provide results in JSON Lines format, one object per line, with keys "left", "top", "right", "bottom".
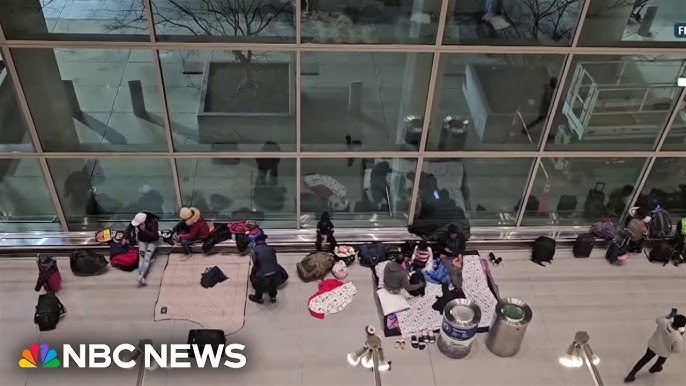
{"left": 624, "top": 313, "right": 685, "bottom": 383}
{"left": 248, "top": 234, "right": 281, "bottom": 304}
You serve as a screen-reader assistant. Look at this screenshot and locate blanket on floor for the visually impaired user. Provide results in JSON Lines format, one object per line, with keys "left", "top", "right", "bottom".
{"left": 374, "top": 254, "right": 497, "bottom": 338}
{"left": 155, "top": 253, "right": 251, "bottom": 334}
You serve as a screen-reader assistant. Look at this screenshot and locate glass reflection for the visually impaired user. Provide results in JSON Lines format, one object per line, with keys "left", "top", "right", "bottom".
{"left": 660, "top": 97, "right": 686, "bottom": 150}
{"left": 300, "top": 158, "right": 416, "bottom": 227}
{"left": 636, "top": 158, "right": 686, "bottom": 221}
{"left": 0, "top": 51, "right": 33, "bottom": 152}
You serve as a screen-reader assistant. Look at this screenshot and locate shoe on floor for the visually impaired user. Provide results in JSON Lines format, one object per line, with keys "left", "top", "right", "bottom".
{"left": 140, "top": 277, "right": 146, "bottom": 286}
{"left": 248, "top": 295, "right": 263, "bottom": 304}
{"left": 270, "top": 297, "right": 277, "bottom": 303}
{"left": 137, "top": 274, "right": 144, "bottom": 283}
{"left": 624, "top": 375, "right": 635, "bottom": 383}
{"left": 180, "top": 254, "right": 192, "bottom": 262}
{"left": 649, "top": 366, "right": 663, "bottom": 373}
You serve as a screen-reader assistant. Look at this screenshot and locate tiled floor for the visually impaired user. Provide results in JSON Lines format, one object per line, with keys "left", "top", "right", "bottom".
{"left": 1, "top": 247, "right": 685, "bottom": 385}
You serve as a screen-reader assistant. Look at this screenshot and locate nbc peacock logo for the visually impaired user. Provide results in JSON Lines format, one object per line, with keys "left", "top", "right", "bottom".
{"left": 19, "top": 343, "right": 61, "bottom": 368}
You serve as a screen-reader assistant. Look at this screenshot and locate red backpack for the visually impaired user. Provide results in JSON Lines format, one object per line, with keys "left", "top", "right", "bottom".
{"left": 35, "top": 256, "right": 61, "bottom": 293}
{"left": 111, "top": 247, "right": 140, "bottom": 271}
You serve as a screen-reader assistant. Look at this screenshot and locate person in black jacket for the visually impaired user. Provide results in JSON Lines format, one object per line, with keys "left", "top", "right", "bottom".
{"left": 121, "top": 211, "right": 160, "bottom": 285}
{"left": 315, "top": 212, "right": 336, "bottom": 251}
{"left": 248, "top": 234, "right": 281, "bottom": 304}
{"left": 437, "top": 224, "right": 465, "bottom": 257}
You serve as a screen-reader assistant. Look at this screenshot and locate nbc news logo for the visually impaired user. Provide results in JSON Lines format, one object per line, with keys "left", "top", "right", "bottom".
{"left": 675, "top": 23, "right": 686, "bottom": 38}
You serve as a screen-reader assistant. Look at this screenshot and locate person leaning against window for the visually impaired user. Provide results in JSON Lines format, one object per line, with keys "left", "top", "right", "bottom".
{"left": 173, "top": 207, "right": 210, "bottom": 258}
{"left": 122, "top": 211, "right": 160, "bottom": 285}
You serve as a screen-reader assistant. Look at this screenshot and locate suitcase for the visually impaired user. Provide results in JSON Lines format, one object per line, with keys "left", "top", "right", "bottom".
{"left": 583, "top": 182, "right": 606, "bottom": 218}
{"left": 556, "top": 195, "right": 578, "bottom": 218}
{"left": 573, "top": 233, "right": 594, "bottom": 258}
{"left": 187, "top": 329, "right": 226, "bottom": 357}
{"left": 532, "top": 236, "right": 556, "bottom": 266}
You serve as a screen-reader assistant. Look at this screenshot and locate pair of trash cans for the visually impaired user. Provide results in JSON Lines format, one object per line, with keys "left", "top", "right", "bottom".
{"left": 437, "top": 298, "right": 532, "bottom": 359}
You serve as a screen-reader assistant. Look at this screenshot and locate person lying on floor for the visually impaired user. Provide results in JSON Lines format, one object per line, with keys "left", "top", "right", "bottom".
{"left": 437, "top": 224, "right": 465, "bottom": 258}
{"left": 383, "top": 253, "right": 425, "bottom": 296}
{"left": 121, "top": 211, "right": 160, "bottom": 286}
{"left": 173, "top": 207, "right": 210, "bottom": 257}
{"left": 249, "top": 234, "right": 281, "bottom": 304}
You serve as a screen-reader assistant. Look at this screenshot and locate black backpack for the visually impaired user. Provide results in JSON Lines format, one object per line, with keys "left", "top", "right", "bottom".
{"left": 187, "top": 329, "right": 226, "bottom": 358}
{"left": 34, "top": 293, "right": 66, "bottom": 331}
{"left": 532, "top": 236, "right": 555, "bottom": 266}
{"left": 647, "top": 242, "right": 672, "bottom": 265}
{"left": 358, "top": 242, "right": 388, "bottom": 267}
{"left": 70, "top": 250, "right": 109, "bottom": 276}
{"left": 200, "top": 266, "right": 228, "bottom": 288}
{"left": 407, "top": 271, "right": 426, "bottom": 297}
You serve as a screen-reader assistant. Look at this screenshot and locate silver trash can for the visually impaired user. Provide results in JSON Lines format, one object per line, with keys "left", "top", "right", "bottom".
{"left": 437, "top": 299, "right": 481, "bottom": 359}
{"left": 486, "top": 298, "right": 533, "bottom": 357}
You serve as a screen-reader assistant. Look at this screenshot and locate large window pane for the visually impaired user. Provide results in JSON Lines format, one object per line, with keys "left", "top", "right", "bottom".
{"left": 521, "top": 157, "right": 646, "bottom": 226}
{"left": 443, "top": 0, "right": 585, "bottom": 46}
{"left": 413, "top": 158, "right": 533, "bottom": 227}
{"left": 579, "top": 0, "right": 686, "bottom": 47}
{"left": 427, "top": 54, "right": 566, "bottom": 151}
{"left": 160, "top": 50, "right": 295, "bottom": 152}
{"left": 178, "top": 158, "right": 296, "bottom": 228}
{"left": 48, "top": 158, "right": 177, "bottom": 231}
{"left": 12, "top": 49, "right": 168, "bottom": 152}
{"left": 660, "top": 97, "right": 686, "bottom": 150}
{"left": 0, "top": 0, "right": 150, "bottom": 40}
{"left": 300, "top": 158, "right": 416, "bottom": 227}
{"left": 545, "top": 55, "right": 686, "bottom": 151}
{"left": 301, "top": 53, "right": 432, "bottom": 151}
{"left": 150, "top": 0, "right": 294, "bottom": 42}
{"left": 636, "top": 158, "right": 686, "bottom": 220}
{"left": 301, "top": 0, "right": 440, "bottom": 44}
{"left": 0, "top": 52, "right": 33, "bottom": 152}
{"left": 0, "top": 159, "right": 59, "bottom": 232}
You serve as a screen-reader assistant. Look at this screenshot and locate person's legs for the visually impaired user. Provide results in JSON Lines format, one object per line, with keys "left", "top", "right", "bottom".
{"left": 138, "top": 242, "right": 159, "bottom": 280}
{"left": 649, "top": 356, "right": 667, "bottom": 373}
{"left": 267, "top": 274, "right": 279, "bottom": 302}
{"left": 249, "top": 276, "right": 267, "bottom": 304}
{"left": 180, "top": 238, "right": 192, "bottom": 256}
{"left": 625, "top": 348, "right": 656, "bottom": 382}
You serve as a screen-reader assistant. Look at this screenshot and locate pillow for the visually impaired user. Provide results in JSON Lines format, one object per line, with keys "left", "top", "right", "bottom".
{"left": 376, "top": 288, "right": 410, "bottom": 316}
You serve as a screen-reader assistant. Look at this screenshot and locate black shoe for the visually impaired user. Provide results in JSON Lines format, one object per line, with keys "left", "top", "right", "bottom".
{"left": 624, "top": 375, "right": 635, "bottom": 383}
{"left": 649, "top": 366, "right": 663, "bottom": 373}
{"left": 270, "top": 297, "right": 277, "bottom": 303}
{"left": 248, "top": 295, "right": 263, "bottom": 304}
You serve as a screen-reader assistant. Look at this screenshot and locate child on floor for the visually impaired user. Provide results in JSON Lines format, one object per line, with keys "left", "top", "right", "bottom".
{"left": 411, "top": 240, "right": 433, "bottom": 271}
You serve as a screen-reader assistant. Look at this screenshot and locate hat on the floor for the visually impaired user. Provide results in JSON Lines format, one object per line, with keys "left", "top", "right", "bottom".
{"left": 131, "top": 212, "right": 147, "bottom": 226}
{"left": 179, "top": 207, "right": 193, "bottom": 220}
{"left": 674, "top": 314, "right": 686, "bottom": 328}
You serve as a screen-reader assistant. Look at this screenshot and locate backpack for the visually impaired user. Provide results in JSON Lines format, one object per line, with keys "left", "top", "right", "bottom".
{"left": 333, "top": 245, "right": 356, "bottom": 266}
{"left": 407, "top": 271, "right": 425, "bottom": 297}
{"left": 34, "top": 293, "right": 66, "bottom": 331}
{"left": 200, "top": 266, "right": 228, "bottom": 288}
{"left": 647, "top": 242, "right": 672, "bottom": 265}
{"left": 531, "top": 236, "right": 555, "bottom": 266}
{"left": 649, "top": 206, "right": 672, "bottom": 239}
{"left": 110, "top": 246, "right": 139, "bottom": 271}
{"left": 70, "top": 250, "right": 109, "bottom": 276}
{"left": 331, "top": 260, "right": 348, "bottom": 280}
{"left": 297, "top": 252, "right": 335, "bottom": 282}
{"left": 590, "top": 219, "right": 619, "bottom": 240}
{"left": 606, "top": 238, "right": 629, "bottom": 265}
{"left": 187, "top": 329, "right": 226, "bottom": 358}
{"left": 35, "top": 255, "right": 61, "bottom": 293}
{"left": 358, "top": 242, "right": 388, "bottom": 267}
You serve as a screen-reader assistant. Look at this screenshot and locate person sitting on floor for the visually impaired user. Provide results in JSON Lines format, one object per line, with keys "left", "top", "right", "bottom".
{"left": 315, "top": 212, "right": 337, "bottom": 252}
{"left": 173, "top": 207, "right": 210, "bottom": 257}
{"left": 411, "top": 240, "right": 433, "bottom": 270}
{"left": 383, "top": 252, "right": 425, "bottom": 295}
{"left": 122, "top": 211, "right": 160, "bottom": 285}
{"left": 627, "top": 206, "right": 650, "bottom": 252}
{"left": 249, "top": 234, "right": 281, "bottom": 304}
{"left": 437, "top": 224, "right": 465, "bottom": 258}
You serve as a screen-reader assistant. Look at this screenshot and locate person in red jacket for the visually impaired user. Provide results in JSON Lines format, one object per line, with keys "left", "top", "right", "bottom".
{"left": 173, "top": 207, "right": 210, "bottom": 257}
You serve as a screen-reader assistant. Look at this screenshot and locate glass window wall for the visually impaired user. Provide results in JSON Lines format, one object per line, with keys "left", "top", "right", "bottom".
{"left": 443, "top": 0, "right": 586, "bottom": 46}
{"left": 636, "top": 158, "right": 686, "bottom": 221}
{"left": 426, "top": 53, "right": 566, "bottom": 151}
{"left": 300, "top": 158, "right": 417, "bottom": 227}
{"left": 545, "top": 55, "right": 686, "bottom": 151}
{"left": 159, "top": 50, "right": 295, "bottom": 152}
{"left": 150, "top": 0, "right": 295, "bottom": 43}
{"left": 11, "top": 48, "right": 168, "bottom": 152}
{"left": 177, "top": 157, "right": 296, "bottom": 228}
{"left": 413, "top": 158, "right": 533, "bottom": 227}
{"left": 0, "top": 159, "right": 60, "bottom": 232}
{"left": 660, "top": 97, "right": 686, "bottom": 150}
{"left": 0, "top": 0, "right": 150, "bottom": 40}
{"left": 48, "top": 158, "right": 177, "bottom": 231}
{"left": 0, "top": 52, "right": 33, "bottom": 152}
{"left": 301, "top": 52, "right": 433, "bottom": 151}
{"left": 521, "top": 157, "right": 647, "bottom": 226}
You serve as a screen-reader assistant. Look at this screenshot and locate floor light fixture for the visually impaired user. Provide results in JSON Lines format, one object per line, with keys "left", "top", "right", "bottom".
{"left": 559, "top": 331, "right": 603, "bottom": 386}
{"left": 346, "top": 326, "right": 390, "bottom": 386}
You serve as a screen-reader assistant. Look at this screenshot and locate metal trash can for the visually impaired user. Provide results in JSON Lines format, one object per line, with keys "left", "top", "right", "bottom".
{"left": 437, "top": 299, "right": 481, "bottom": 359}
{"left": 486, "top": 298, "right": 533, "bottom": 357}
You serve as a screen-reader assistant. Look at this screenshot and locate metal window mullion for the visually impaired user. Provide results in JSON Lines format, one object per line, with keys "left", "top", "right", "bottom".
{"left": 539, "top": 52, "right": 576, "bottom": 150}
{"left": 142, "top": 0, "right": 157, "bottom": 43}
{"left": 515, "top": 158, "right": 541, "bottom": 227}
{"left": 625, "top": 87, "right": 686, "bottom": 213}
{"left": 295, "top": 0, "right": 301, "bottom": 45}
{"left": 0, "top": 15, "right": 6, "bottom": 43}
{"left": 435, "top": 0, "right": 450, "bottom": 47}
{"left": 38, "top": 157, "right": 69, "bottom": 231}
{"left": 408, "top": 49, "right": 442, "bottom": 226}
{"left": 152, "top": 49, "right": 175, "bottom": 154}
{"left": 296, "top": 157, "right": 302, "bottom": 229}
{"left": 170, "top": 157, "right": 182, "bottom": 210}
{"left": 570, "top": 0, "right": 593, "bottom": 48}
{"left": 295, "top": 48, "right": 302, "bottom": 229}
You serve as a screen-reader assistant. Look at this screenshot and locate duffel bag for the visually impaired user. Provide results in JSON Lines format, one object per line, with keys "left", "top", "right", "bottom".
{"left": 297, "top": 251, "right": 335, "bottom": 282}
{"left": 70, "top": 250, "right": 109, "bottom": 276}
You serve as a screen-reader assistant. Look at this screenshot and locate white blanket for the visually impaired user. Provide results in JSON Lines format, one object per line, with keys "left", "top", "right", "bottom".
{"left": 376, "top": 288, "right": 410, "bottom": 316}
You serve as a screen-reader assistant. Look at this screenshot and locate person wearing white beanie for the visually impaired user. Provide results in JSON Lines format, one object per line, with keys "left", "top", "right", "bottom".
{"left": 122, "top": 211, "right": 161, "bottom": 285}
